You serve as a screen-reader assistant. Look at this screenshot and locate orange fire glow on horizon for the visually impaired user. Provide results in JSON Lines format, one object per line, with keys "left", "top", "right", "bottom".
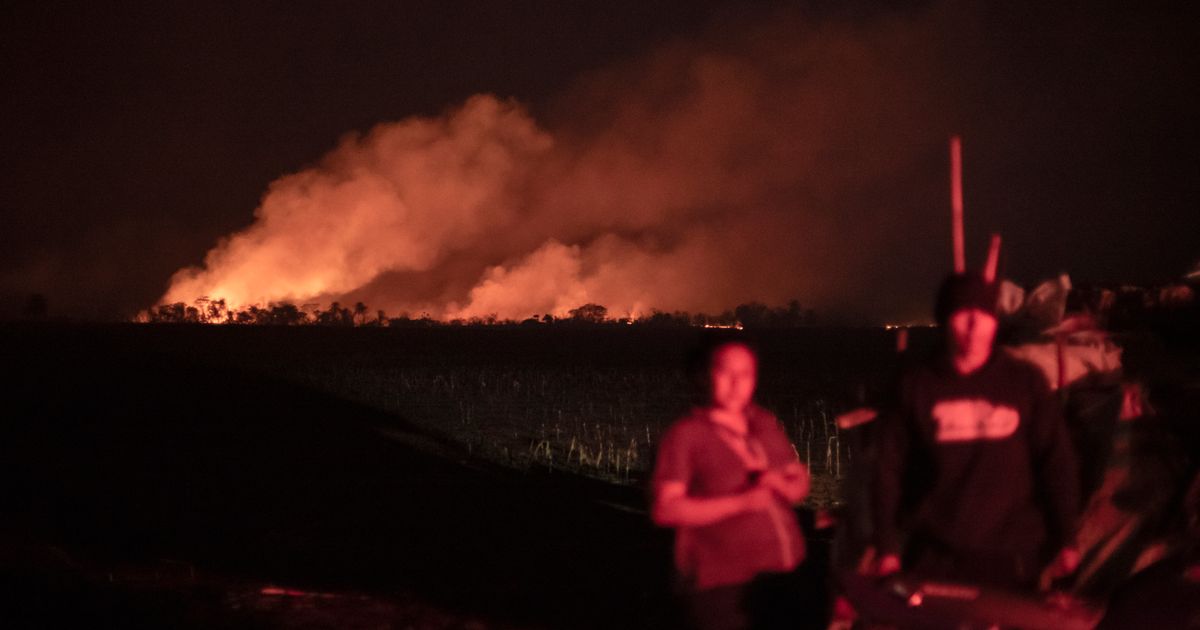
{"left": 158, "top": 12, "right": 960, "bottom": 323}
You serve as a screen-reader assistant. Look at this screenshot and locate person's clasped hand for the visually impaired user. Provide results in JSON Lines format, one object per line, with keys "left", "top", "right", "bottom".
{"left": 1039, "top": 546, "right": 1081, "bottom": 591}
{"left": 874, "top": 553, "right": 902, "bottom": 577}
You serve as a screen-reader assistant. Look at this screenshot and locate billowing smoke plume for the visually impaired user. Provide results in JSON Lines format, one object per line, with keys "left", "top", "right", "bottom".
{"left": 163, "top": 95, "right": 553, "bottom": 312}
{"left": 162, "top": 7, "right": 966, "bottom": 321}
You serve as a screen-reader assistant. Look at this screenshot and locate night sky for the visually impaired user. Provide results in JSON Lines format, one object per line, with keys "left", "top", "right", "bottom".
{"left": 2, "top": 1, "right": 1197, "bottom": 321}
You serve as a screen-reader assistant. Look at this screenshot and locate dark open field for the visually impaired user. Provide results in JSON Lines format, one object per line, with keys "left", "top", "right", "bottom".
{"left": 2, "top": 323, "right": 922, "bottom": 628}
{"left": 5, "top": 322, "right": 1195, "bottom": 627}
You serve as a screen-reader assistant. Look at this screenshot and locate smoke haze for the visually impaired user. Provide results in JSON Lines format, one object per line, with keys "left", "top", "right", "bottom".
{"left": 157, "top": 3, "right": 1197, "bottom": 322}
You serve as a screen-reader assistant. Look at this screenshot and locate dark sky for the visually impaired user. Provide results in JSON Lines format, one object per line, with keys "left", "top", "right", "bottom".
{"left": 2, "top": 1, "right": 1197, "bottom": 320}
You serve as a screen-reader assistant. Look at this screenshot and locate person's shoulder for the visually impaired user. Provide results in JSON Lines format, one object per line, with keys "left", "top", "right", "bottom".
{"left": 747, "top": 403, "right": 779, "bottom": 423}
{"left": 661, "top": 409, "right": 711, "bottom": 442}
{"left": 747, "top": 404, "right": 786, "bottom": 434}
{"left": 897, "top": 353, "right": 942, "bottom": 389}
{"left": 991, "top": 350, "right": 1031, "bottom": 371}
{"left": 992, "top": 351, "right": 1053, "bottom": 389}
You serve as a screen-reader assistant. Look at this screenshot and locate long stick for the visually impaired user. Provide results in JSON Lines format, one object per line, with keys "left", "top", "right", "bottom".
{"left": 951, "top": 136, "right": 965, "bottom": 273}
{"left": 983, "top": 233, "right": 1002, "bottom": 283}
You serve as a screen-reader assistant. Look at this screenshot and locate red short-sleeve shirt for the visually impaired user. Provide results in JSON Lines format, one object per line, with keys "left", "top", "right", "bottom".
{"left": 652, "top": 404, "right": 806, "bottom": 590}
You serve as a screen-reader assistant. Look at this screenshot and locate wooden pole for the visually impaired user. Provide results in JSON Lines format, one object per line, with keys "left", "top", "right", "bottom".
{"left": 951, "top": 136, "right": 965, "bottom": 273}
{"left": 983, "top": 233, "right": 1002, "bottom": 283}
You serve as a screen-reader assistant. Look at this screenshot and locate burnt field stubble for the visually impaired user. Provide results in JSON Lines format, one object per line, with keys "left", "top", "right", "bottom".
{"left": 10, "top": 324, "right": 915, "bottom": 488}
{"left": 1, "top": 323, "right": 916, "bottom": 627}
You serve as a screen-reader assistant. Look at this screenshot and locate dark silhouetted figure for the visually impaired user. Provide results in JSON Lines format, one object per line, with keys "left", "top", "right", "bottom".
{"left": 873, "top": 273, "right": 1082, "bottom": 590}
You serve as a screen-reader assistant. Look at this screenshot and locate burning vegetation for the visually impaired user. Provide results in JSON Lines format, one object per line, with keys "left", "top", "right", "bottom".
{"left": 139, "top": 297, "right": 817, "bottom": 329}
{"left": 152, "top": 8, "right": 986, "bottom": 323}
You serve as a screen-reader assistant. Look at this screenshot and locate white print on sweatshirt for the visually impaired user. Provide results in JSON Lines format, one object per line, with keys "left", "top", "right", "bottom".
{"left": 931, "top": 399, "right": 1020, "bottom": 442}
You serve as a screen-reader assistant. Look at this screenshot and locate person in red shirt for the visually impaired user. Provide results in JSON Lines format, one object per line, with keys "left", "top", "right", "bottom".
{"left": 651, "top": 340, "right": 812, "bottom": 629}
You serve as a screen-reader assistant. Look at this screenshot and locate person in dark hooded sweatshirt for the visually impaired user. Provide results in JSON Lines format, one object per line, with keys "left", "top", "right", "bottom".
{"left": 873, "top": 272, "right": 1082, "bottom": 590}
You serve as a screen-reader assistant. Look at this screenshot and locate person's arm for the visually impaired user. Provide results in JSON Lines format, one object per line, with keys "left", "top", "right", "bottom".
{"left": 755, "top": 414, "right": 811, "bottom": 505}
{"left": 1027, "top": 368, "right": 1082, "bottom": 569}
{"left": 872, "top": 374, "right": 914, "bottom": 572}
{"left": 761, "top": 462, "right": 810, "bottom": 505}
{"left": 652, "top": 480, "right": 775, "bottom": 528}
{"left": 763, "top": 458, "right": 811, "bottom": 504}
{"left": 650, "top": 420, "right": 775, "bottom": 529}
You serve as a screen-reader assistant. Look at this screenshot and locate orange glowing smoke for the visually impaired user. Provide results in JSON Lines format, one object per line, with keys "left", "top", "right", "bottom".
{"left": 163, "top": 96, "right": 552, "bottom": 314}
{"left": 159, "top": 11, "right": 960, "bottom": 322}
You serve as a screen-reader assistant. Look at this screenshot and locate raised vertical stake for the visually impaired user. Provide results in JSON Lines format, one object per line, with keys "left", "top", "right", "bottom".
{"left": 951, "top": 135, "right": 965, "bottom": 273}
{"left": 983, "top": 233, "right": 1002, "bottom": 283}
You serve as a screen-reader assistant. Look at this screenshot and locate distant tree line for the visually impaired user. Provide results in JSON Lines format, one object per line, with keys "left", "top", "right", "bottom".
{"left": 142, "top": 298, "right": 383, "bottom": 326}
{"left": 139, "top": 297, "right": 819, "bottom": 329}
{"left": 136, "top": 281, "right": 1198, "bottom": 332}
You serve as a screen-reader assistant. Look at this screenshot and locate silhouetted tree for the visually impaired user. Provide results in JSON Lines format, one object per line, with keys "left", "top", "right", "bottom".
{"left": 730, "top": 300, "right": 813, "bottom": 328}
{"left": 569, "top": 303, "right": 608, "bottom": 324}
{"left": 202, "top": 298, "right": 228, "bottom": 323}
{"left": 734, "top": 302, "right": 771, "bottom": 328}
{"left": 267, "top": 302, "right": 306, "bottom": 325}
{"left": 153, "top": 302, "right": 185, "bottom": 323}
{"left": 639, "top": 310, "right": 690, "bottom": 327}
{"left": 316, "top": 302, "right": 354, "bottom": 326}
{"left": 244, "top": 305, "right": 267, "bottom": 324}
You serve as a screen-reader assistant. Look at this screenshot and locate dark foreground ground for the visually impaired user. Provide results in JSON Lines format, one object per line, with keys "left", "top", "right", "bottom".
{"left": 4, "top": 322, "right": 1197, "bottom": 628}
{"left": 1, "top": 324, "right": 857, "bottom": 628}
